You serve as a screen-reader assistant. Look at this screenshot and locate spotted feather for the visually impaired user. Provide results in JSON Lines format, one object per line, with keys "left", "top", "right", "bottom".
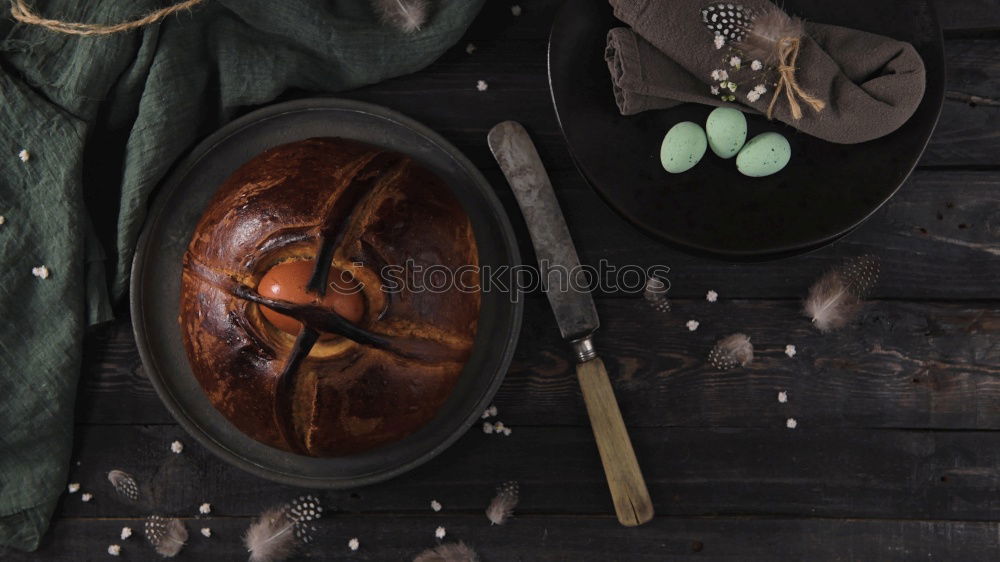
{"left": 701, "top": 3, "right": 756, "bottom": 45}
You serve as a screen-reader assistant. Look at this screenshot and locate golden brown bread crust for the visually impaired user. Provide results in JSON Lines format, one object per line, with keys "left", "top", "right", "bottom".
{"left": 179, "top": 138, "right": 479, "bottom": 456}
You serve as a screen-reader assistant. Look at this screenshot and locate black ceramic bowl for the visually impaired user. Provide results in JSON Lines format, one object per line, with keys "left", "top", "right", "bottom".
{"left": 131, "top": 98, "right": 522, "bottom": 487}
{"left": 549, "top": 0, "right": 944, "bottom": 259}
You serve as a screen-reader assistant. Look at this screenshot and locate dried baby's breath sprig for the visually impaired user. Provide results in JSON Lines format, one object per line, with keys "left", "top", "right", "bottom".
{"left": 708, "top": 333, "right": 754, "bottom": 370}
{"left": 486, "top": 481, "right": 519, "bottom": 525}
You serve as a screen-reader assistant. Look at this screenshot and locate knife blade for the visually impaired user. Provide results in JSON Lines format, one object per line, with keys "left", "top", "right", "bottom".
{"left": 487, "top": 121, "right": 599, "bottom": 343}
{"left": 488, "top": 120, "right": 654, "bottom": 527}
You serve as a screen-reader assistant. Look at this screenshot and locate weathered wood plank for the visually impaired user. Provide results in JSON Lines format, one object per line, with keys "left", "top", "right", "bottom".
{"left": 53, "top": 424, "right": 1000, "bottom": 521}
{"left": 8, "top": 515, "right": 1000, "bottom": 561}
{"left": 79, "top": 300, "right": 1000, "bottom": 428}
{"left": 938, "top": 0, "right": 1000, "bottom": 32}
{"left": 512, "top": 170, "right": 1000, "bottom": 300}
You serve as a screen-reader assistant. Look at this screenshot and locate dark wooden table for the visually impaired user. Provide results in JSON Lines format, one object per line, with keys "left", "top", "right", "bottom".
{"left": 11, "top": 1, "right": 1000, "bottom": 559}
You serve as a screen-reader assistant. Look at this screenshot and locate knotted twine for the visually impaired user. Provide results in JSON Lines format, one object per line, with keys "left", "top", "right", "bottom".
{"left": 9, "top": 0, "right": 205, "bottom": 36}
{"left": 766, "top": 36, "right": 826, "bottom": 120}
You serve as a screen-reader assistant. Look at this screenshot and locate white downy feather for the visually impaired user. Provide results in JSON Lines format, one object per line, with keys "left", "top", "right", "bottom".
{"left": 485, "top": 481, "right": 519, "bottom": 525}
{"left": 803, "top": 255, "right": 879, "bottom": 332}
{"left": 414, "top": 541, "right": 480, "bottom": 562}
{"left": 371, "top": 0, "right": 430, "bottom": 33}
{"left": 145, "top": 516, "right": 187, "bottom": 558}
{"left": 708, "top": 333, "right": 754, "bottom": 370}
{"left": 244, "top": 495, "right": 322, "bottom": 562}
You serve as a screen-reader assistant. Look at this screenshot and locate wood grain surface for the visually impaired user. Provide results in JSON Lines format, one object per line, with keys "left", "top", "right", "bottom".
{"left": 6, "top": 0, "right": 1000, "bottom": 560}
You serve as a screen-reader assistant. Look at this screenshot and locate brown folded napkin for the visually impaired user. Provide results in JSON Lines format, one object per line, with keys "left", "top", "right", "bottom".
{"left": 606, "top": 0, "right": 926, "bottom": 144}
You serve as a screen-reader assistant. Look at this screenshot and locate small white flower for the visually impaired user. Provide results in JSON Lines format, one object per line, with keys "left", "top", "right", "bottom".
{"left": 18, "top": 149, "right": 29, "bottom": 162}
{"left": 686, "top": 320, "right": 700, "bottom": 332}
{"left": 511, "top": 4, "right": 521, "bottom": 16}
{"left": 81, "top": 493, "right": 93, "bottom": 502}
{"left": 726, "top": 81, "right": 737, "bottom": 92}
{"left": 199, "top": 502, "right": 211, "bottom": 514}
{"left": 778, "top": 391, "right": 788, "bottom": 403}
{"left": 786, "top": 418, "right": 798, "bottom": 429}
{"left": 431, "top": 499, "right": 442, "bottom": 512}
{"left": 754, "top": 84, "right": 767, "bottom": 94}
{"left": 465, "top": 43, "right": 476, "bottom": 54}
{"left": 785, "top": 344, "right": 797, "bottom": 358}
{"left": 751, "top": 59, "right": 763, "bottom": 71}
{"left": 476, "top": 80, "right": 488, "bottom": 92}
{"left": 32, "top": 265, "right": 50, "bottom": 279}
{"left": 68, "top": 483, "right": 80, "bottom": 494}
{"left": 714, "top": 34, "right": 725, "bottom": 49}
{"left": 0, "top": 215, "right": 5, "bottom": 225}
{"left": 493, "top": 421, "right": 505, "bottom": 432}
{"left": 348, "top": 537, "right": 360, "bottom": 551}
{"left": 435, "top": 526, "right": 447, "bottom": 539}
{"left": 747, "top": 90, "right": 761, "bottom": 103}
{"left": 481, "top": 404, "right": 498, "bottom": 419}
{"left": 201, "top": 527, "right": 212, "bottom": 538}
{"left": 706, "top": 290, "right": 718, "bottom": 302}
{"left": 170, "top": 440, "right": 184, "bottom": 454}
{"left": 729, "top": 56, "right": 741, "bottom": 68}
{"left": 120, "top": 527, "right": 132, "bottom": 540}
{"left": 502, "top": 427, "right": 512, "bottom": 436}
{"left": 710, "top": 85, "right": 720, "bottom": 96}
{"left": 482, "top": 422, "right": 494, "bottom": 434}
{"left": 107, "top": 544, "right": 121, "bottom": 556}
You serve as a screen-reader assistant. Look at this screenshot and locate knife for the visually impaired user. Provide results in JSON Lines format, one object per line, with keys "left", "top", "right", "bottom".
{"left": 488, "top": 121, "right": 654, "bottom": 527}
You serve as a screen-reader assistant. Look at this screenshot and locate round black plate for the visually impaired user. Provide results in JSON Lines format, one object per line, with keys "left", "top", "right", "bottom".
{"left": 131, "top": 98, "right": 522, "bottom": 488}
{"left": 548, "top": 0, "right": 944, "bottom": 259}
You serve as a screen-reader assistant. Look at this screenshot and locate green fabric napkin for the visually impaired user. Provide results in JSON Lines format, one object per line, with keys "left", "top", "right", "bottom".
{"left": 0, "top": 0, "right": 483, "bottom": 551}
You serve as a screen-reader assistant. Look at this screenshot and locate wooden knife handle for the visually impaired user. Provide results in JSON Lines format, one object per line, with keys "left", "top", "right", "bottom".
{"left": 576, "top": 357, "right": 654, "bottom": 526}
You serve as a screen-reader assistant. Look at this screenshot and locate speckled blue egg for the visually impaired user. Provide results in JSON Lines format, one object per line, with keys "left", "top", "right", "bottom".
{"left": 705, "top": 107, "right": 747, "bottom": 159}
{"left": 660, "top": 121, "right": 707, "bottom": 174}
{"left": 736, "top": 132, "right": 791, "bottom": 177}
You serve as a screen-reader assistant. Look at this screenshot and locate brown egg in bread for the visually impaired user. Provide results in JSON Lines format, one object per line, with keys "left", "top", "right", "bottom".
{"left": 179, "top": 137, "right": 480, "bottom": 456}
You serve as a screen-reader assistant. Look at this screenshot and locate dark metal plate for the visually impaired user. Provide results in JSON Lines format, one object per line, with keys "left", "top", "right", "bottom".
{"left": 130, "top": 98, "right": 522, "bottom": 488}
{"left": 548, "top": 0, "right": 945, "bottom": 260}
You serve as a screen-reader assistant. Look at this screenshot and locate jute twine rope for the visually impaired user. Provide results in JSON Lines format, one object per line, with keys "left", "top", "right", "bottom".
{"left": 766, "top": 37, "right": 826, "bottom": 120}
{"left": 9, "top": 0, "right": 205, "bottom": 36}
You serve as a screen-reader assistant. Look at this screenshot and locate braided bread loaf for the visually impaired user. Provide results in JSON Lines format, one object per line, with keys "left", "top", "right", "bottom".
{"left": 179, "top": 138, "right": 479, "bottom": 456}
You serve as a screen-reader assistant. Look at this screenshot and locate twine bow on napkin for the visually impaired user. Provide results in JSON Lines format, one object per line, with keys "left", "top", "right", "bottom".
{"left": 767, "top": 36, "right": 826, "bottom": 120}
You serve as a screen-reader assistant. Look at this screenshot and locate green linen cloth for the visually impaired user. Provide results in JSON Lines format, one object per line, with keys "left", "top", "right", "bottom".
{"left": 0, "top": 0, "right": 484, "bottom": 551}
